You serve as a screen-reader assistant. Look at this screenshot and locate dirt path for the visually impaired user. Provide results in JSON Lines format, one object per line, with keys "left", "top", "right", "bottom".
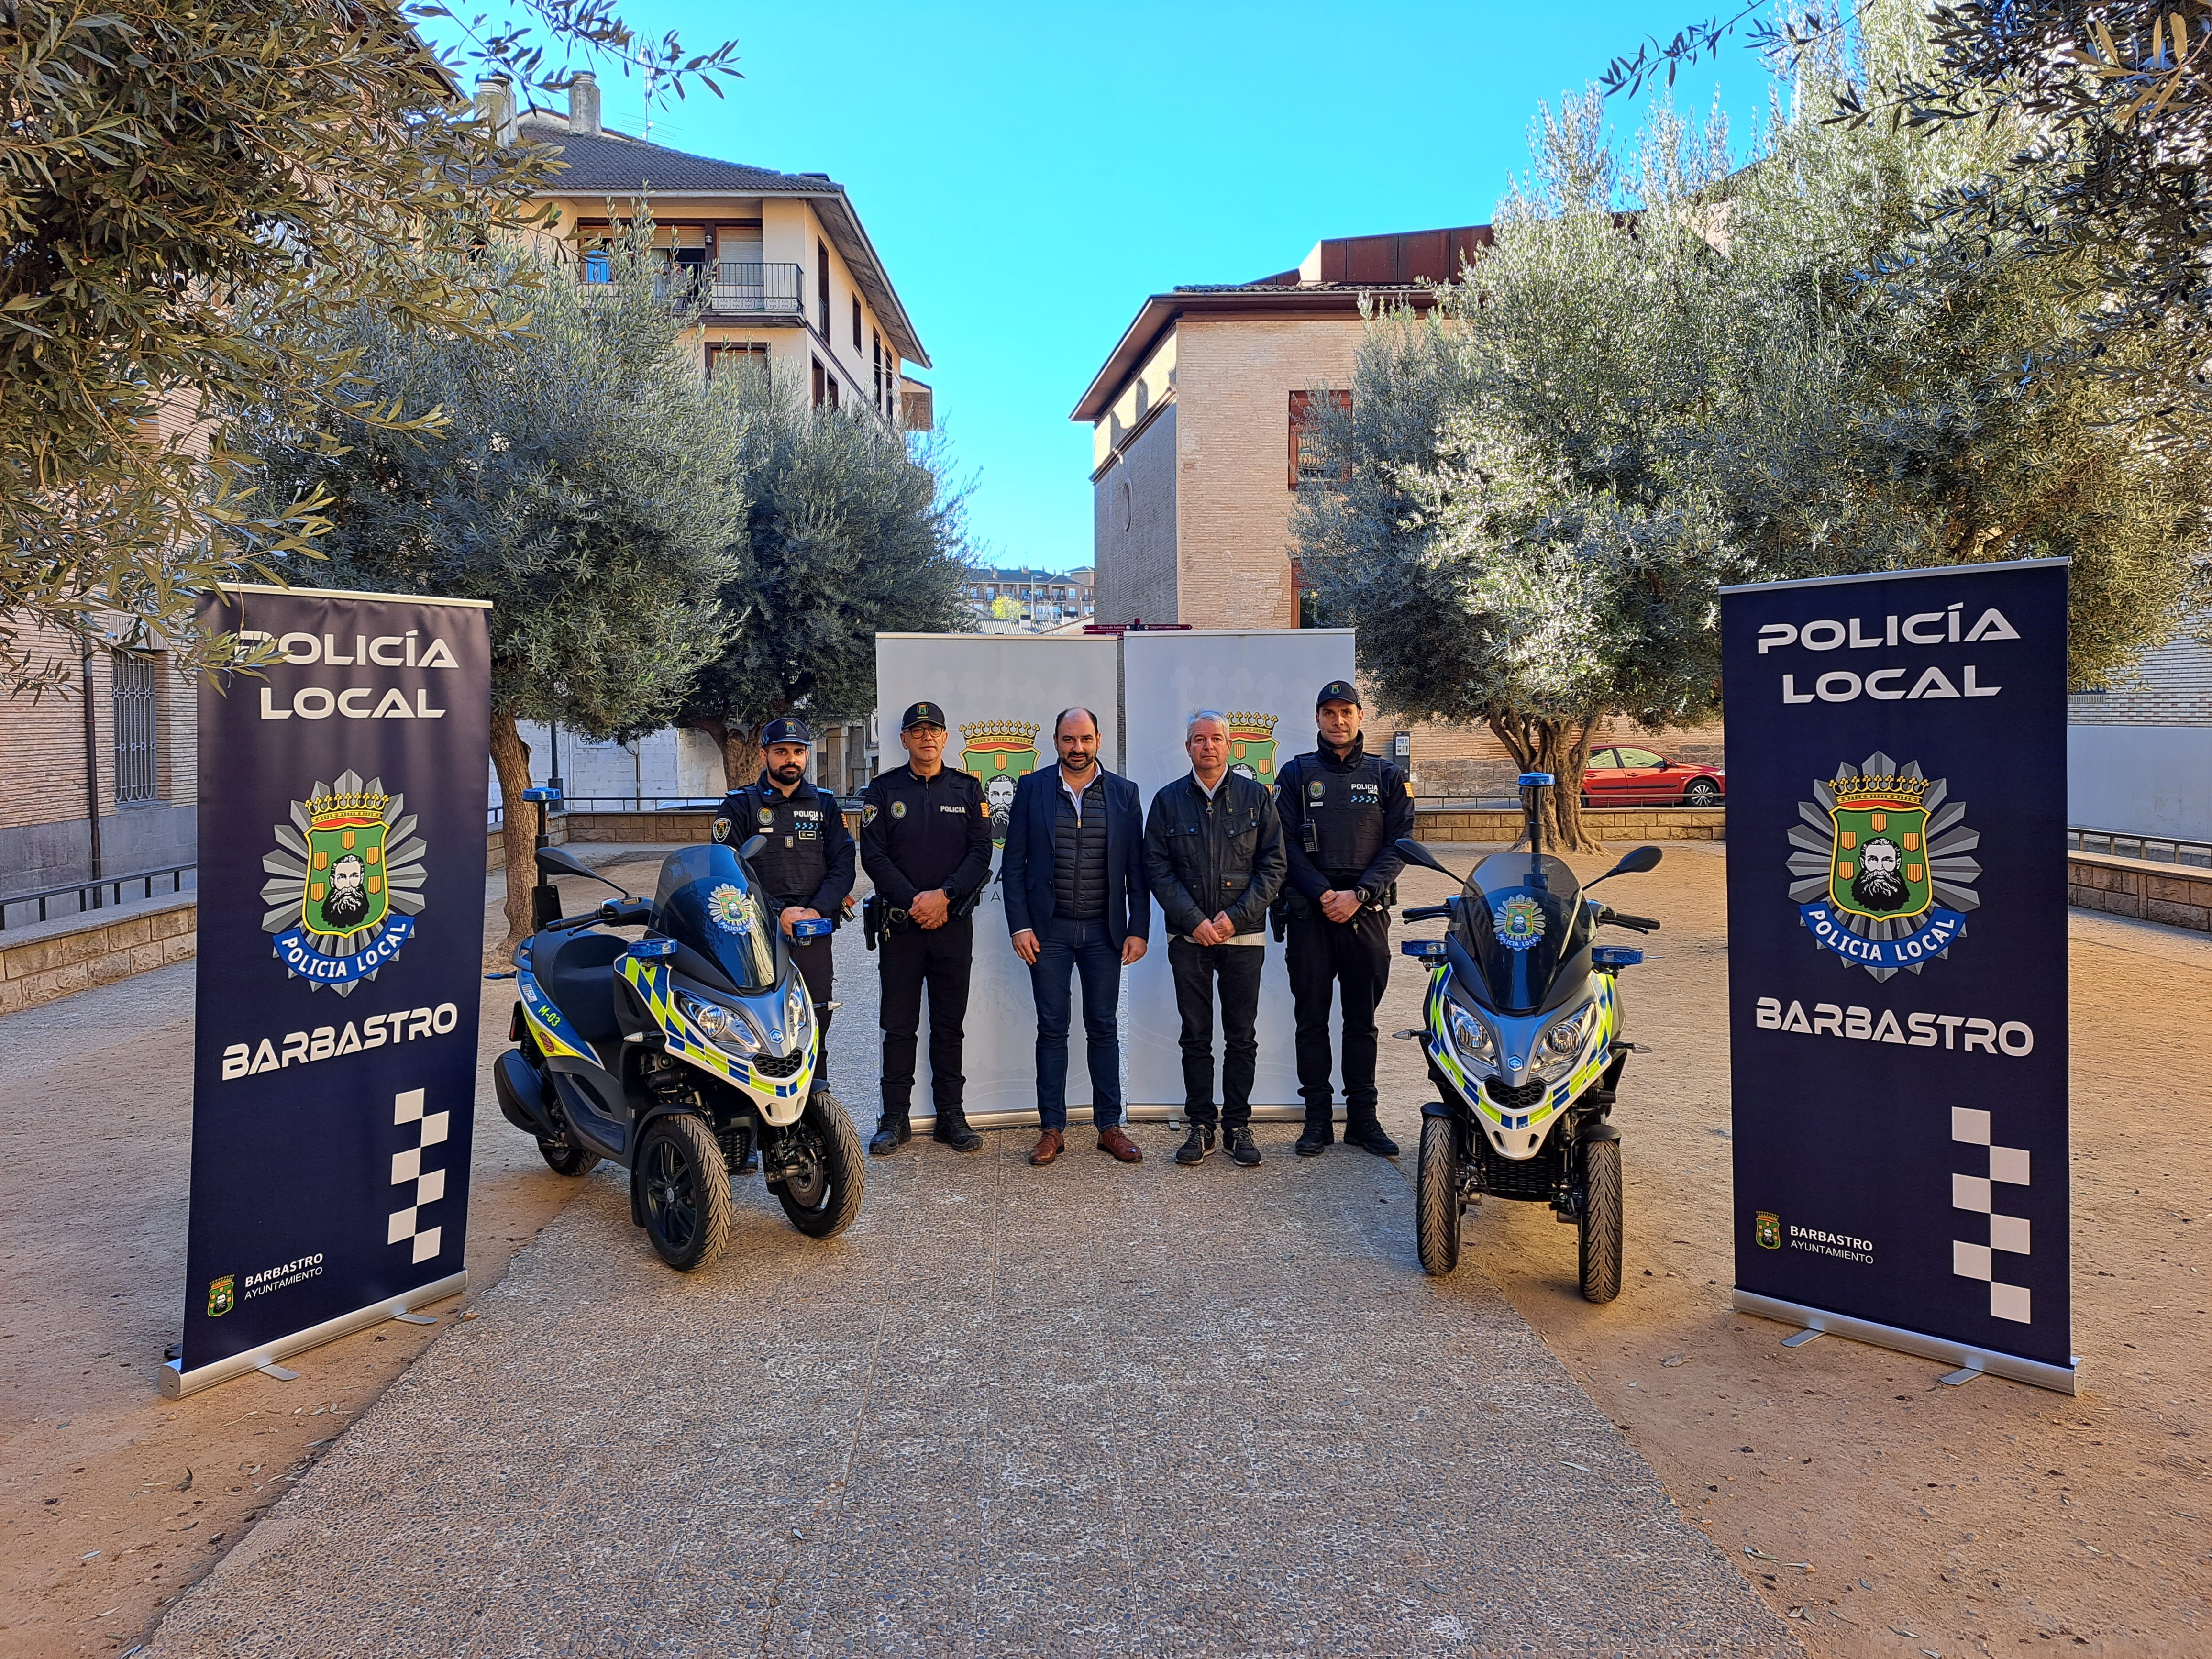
{"left": 0, "top": 858, "right": 662, "bottom": 1659}
{"left": 1377, "top": 844, "right": 2207, "bottom": 1657}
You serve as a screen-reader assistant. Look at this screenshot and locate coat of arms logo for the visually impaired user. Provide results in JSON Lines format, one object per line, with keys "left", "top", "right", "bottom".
{"left": 1494, "top": 896, "right": 1547, "bottom": 951}
{"left": 1785, "top": 751, "right": 1980, "bottom": 981}
{"left": 960, "top": 718, "right": 1040, "bottom": 847}
{"left": 207, "top": 1274, "right": 236, "bottom": 1316}
{"left": 1225, "top": 711, "right": 1280, "bottom": 785}
{"left": 1754, "top": 1212, "right": 1781, "bottom": 1251}
{"left": 260, "top": 770, "right": 427, "bottom": 995}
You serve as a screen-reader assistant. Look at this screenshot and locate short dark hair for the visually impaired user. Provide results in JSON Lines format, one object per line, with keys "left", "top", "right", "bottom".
{"left": 1054, "top": 706, "right": 1100, "bottom": 738}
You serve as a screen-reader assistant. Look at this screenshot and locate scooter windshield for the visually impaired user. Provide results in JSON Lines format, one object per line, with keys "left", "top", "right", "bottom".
{"left": 652, "top": 844, "right": 780, "bottom": 994}
{"left": 1451, "top": 851, "right": 1587, "bottom": 1014}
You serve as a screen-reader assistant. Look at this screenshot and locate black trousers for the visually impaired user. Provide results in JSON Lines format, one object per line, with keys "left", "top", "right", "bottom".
{"left": 788, "top": 929, "right": 834, "bottom": 1073}
{"left": 1168, "top": 937, "right": 1265, "bottom": 1127}
{"left": 878, "top": 915, "right": 973, "bottom": 1118}
{"left": 1285, "top": 907, "right": 1391, "bottom": 1122}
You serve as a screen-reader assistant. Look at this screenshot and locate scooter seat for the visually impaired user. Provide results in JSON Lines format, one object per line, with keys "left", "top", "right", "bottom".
{"left": 532, "top": 929, "right": 627, "bottom": 1053}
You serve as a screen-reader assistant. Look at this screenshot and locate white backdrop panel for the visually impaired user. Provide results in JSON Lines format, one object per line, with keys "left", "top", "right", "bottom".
{"left": 874, "top": 634, "right": 1122, "bottom": 1122}
{"left": 1121, "top": 630, "right": 1357, "bottom": 1115}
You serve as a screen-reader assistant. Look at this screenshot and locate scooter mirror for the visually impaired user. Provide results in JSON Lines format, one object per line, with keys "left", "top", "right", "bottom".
{"left": 1394, "top": 838, "right": 1472, "bottom": 886}
{"left": 533, "top": 846, "right": 596, "bottom": 881}
{"left": 1588, "top": 844, "right": 1663, "bottom": 886}
{"left": 739, "top": 833, "right": 768, "bottom": 862}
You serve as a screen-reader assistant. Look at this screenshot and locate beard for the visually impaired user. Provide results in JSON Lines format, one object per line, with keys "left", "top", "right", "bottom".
{"left": 1851, "top": 865, "right": 1910, "bottom": 912}
{"left": 767, "top": 761, "right": 806, "bottom": 786}
{"left": 325, "top": 883, "right": 369, "bottom": 927}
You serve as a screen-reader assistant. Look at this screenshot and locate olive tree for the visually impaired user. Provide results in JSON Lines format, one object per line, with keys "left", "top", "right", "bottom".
{"left": 231, "top": 245, "right": 742, "bottom": 951}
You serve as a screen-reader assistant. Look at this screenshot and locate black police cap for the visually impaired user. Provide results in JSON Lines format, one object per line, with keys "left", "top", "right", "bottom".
{"left": 901, "top": 701, "right": 948, "bottom": 730}
{"left": 762, "top": 716, "right": 814, "bottom": 748}
{"left": 1316, "top": 679, "right": 1362, "bottom": 709}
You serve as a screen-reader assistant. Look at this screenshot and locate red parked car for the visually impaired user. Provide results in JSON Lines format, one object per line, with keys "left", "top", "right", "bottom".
{"left": 1581, "top": 745, "right": 1725, "bottom": 807}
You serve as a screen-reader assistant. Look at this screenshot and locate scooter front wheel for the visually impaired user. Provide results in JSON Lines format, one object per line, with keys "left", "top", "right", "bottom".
{"left": 1416, "top": 1114, "right": 1462, "bottom": 1277}
{"left": 771, "top": 1090, "right": 864, "bottom": 1239}
{"left": 1578, "top": 1138, "right": 1623, "bottom": 1303}
{"left": 638, "top": 1114, "right": 735, "bottom": 1272}
{"left": 539, "top": 1138, "right": 597, "bottom": 1177}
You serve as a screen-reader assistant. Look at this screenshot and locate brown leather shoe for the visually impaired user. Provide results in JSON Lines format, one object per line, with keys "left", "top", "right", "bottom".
{"left": 1096, "top": 1127, "right": 1143, "bottom": 1164}
{"left": 1029, "top": 1129, "right": 1064, "bottom": 1166}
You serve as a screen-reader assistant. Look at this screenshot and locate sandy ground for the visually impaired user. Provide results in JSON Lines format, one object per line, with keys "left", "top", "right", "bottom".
{"left": 1375, "top": 844, "right": 2208, "bottom": 1659}
{"left": 0, "top": 855, "right": 665, "bottom": 1659}
{"left": 3, "top": 840, "right": 2204, "bottom": 1656}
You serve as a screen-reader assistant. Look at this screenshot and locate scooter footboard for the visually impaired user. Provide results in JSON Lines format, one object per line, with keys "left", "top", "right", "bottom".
{"left": 495, "top": 1049, "right": 559, "bottom": 1140}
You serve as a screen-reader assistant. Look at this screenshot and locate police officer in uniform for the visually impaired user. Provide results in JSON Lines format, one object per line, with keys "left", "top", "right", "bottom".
{"left": 1274, "top": 680, "right": 1416, "bottom": 1158}
{"left": 860, "top": 701, "right": 994, "bottom": 1156}
{"left": 709, "top": 717, "right": 855, "bottom": 1060}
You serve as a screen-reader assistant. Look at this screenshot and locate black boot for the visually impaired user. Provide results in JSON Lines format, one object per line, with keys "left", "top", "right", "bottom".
{"left": 1226, "top": 1124, "right": 1261, "bottom": 1167}
{"left": 868, "top": 1113, "right": 910, "bottom": 1157}
{"left": 1174, "top": 1122, "right": 1215, "bottom": 1166}
{"left": 1343, "top": 1116, "right": 1400, "bottom": 1157}
{"left": 1295, "top": 1112, "right": 1334, "bottom": 1157}
{"left": 932, "top": 1106, "right": 983, "bottom": 1153}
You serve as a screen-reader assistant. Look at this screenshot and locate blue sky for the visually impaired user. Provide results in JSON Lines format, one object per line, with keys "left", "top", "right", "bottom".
{"left": 481, "top": 3, "right": 1775, "bottom": 573}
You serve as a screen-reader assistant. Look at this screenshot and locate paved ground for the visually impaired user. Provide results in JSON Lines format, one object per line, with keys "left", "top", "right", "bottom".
{"left": 139, "top": 1118, "right": 1790, "bottom": 1658}
{"left": 122, "top": 847, "right": 1790, "bottom": 1657}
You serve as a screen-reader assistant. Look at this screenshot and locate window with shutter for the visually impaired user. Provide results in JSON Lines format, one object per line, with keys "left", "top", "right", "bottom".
{"left": 1288, "top": 390, "right": 1353, "bottom": 489}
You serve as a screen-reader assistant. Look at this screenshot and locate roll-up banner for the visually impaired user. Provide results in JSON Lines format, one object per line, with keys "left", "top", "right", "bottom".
{"left": 874, "top": 632, "right": 1121, "bottom": 1123}
{"left": 1722, "top": 558, "right": 2074, "bottom": 1392}
{"left": 1122, "top": 629, "right": 1357, "bottom": 1117}
{"left": 166, "top": 586, "right": 492, "bottom": 1398}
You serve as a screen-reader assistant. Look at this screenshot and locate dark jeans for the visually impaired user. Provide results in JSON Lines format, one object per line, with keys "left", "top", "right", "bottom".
{"left": 1286, "top": 907, "right": 1391, "bottom": 1124}
{"left": 1167, "top": 936, "right": 1264, "bottom": 1127}
{"left": 1028, "top": 915, "right": 1124, "bottom": 1130}
{"left": 879, "top": 915, "right": 973, "bottom": 1118}
{"left": 788, "top": 929, "right": 833, "bottom": 1076}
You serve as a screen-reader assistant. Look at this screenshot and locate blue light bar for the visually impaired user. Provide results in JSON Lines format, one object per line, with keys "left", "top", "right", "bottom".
{"left": 791, "top": 918, "right": 833, "bottom": 940}
{"left": 521, "top": 786, "right": 563, "bottom": 803}
{"left": 1516, "top": 772, "right": 1555, "bottom": 787}
{"left": 1400, "top": 938, "right": 1447, "bottom": 959}
{"left": 1591, "top": 946, "right": 1645, "bottom": 970}
{"left": 626, "top": 937, "right": 677, "bottom": 959}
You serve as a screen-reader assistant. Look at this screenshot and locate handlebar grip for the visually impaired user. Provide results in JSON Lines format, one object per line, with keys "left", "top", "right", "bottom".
{"left": 1400, "top": 904, "right": 1450, "bottom": 922}
{"left": 1608, "top": 912, "right": 1661, "bottom": 933}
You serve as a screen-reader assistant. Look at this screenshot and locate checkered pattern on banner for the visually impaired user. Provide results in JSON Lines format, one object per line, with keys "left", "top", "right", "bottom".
{"left": 386, "top": 1088, "right": 450, "bottom": 1264}
{"left": 1951, "top": 1106, "right": 2031, "bottom": 1323}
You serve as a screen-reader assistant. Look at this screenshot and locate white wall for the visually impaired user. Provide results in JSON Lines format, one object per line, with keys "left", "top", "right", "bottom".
{"left": 2068, "top": 725, "right": 2212, "bottom": 841}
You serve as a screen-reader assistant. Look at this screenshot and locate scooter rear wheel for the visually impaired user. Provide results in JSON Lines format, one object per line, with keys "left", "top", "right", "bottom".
{"left": 1416, "top": 1114, "right": 1462, "bottom": 1277}
{"left": 638, "top": 1114, "right": 734, "bottom": 1272}
{"left": 1578, "top": 1138, "right": 1623, "bottom": 1303}
{"left": 771, "top": 1090, "right": 864, "bottom": 1239}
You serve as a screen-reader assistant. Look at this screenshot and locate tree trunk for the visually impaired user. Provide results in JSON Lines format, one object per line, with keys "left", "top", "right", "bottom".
{"left": 1486, "top": 712, "right": 1604, "bottom": 854}
{"left": 722, "top": 724, "right": 762, "bottom": 789}
{"left": 489, "top": 707, "right": 538, "bottom": 959}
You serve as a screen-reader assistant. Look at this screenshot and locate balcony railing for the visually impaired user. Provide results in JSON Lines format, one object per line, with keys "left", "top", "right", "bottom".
{"left": 583, "top": 262, "right": 806, "bottom": 319}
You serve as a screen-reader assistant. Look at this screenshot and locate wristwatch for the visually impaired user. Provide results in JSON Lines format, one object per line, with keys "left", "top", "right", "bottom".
{"left": 1354, "top": 885, "right": 1376, "bottom": 907}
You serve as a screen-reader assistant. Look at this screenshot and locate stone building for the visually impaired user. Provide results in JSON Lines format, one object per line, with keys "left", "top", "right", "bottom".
{"left": 2068, "top": 624, "right": 2212, "bottom": 840}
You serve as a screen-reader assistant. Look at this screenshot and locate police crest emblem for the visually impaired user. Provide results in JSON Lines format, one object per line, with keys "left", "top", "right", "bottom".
{"left": 1785, "top": 751, "right": 1980, "bottom": 981}
{"left": 708, "top": 883, "right": 756, "bottom": 934}
{"left": 1225, "top": 711, "right": 1279, "bottom": 785}
{"left": 1494, "top": 896, "right": 1547, "bottom": 951}
{"left": 1754, "top": 1212, "right": 1781, "bottom": 1250}
{"left": 959, "top": 718, "right": 1040, "bottom": 848}
{"left": 207, "top": 1275, "right": 236, "bottom": 1316}
{"left": 260, "top": 770, "right": 426, "bottom": 995}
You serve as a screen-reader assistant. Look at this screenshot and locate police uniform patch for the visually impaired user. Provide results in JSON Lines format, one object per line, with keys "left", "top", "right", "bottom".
{"left": 711, "top": 816, "right": 732, "bottom": 843}
{"left": 1308, "top": 780, "right": 1325, "bottom": 798}
{"left": 862, "top": 804, "right": 877, "bottom": 826}
{"left": 1349, "top": 781, "right": 1380, "bottom": 807}
{"left": 757, "top": 806, "right": 775, "bottom": 827}
{"left": 891, "top": 800, "right": 907, "bottom": 819}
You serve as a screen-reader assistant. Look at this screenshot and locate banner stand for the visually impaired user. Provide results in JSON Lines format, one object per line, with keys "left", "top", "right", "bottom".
{"left": 160, "top": 1273, "right": 465, "bottom": 1399}
{"left": 1732, "top": 1291, "right": 2078, "bottom": 1394}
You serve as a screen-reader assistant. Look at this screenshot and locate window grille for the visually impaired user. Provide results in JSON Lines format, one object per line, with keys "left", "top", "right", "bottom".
{"left": 112, "top": 653, "right": 159, "bottom": 804}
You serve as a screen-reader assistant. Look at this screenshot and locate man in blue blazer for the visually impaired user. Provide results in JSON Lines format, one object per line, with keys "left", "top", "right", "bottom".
{"left": 1003, "top": 707, "right": 1151, "bottom": 1166}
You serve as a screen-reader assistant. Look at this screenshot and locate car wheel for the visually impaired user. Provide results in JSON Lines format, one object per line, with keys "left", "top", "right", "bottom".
{"left": 1682, "top": 779, "right": 1721, "bottom": 807}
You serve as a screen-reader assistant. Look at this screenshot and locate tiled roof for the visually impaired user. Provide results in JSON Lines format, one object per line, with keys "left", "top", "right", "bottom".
{"left": 520, "top": 112, "right": 830, "bottom": 195}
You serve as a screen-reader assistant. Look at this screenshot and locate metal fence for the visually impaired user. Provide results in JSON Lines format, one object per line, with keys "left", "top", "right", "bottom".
{"left": 0, "top": 864, "right": 197, "bottom": 931}
{"left": 2068, "top": 827, "right": 2212, "bottom": 869}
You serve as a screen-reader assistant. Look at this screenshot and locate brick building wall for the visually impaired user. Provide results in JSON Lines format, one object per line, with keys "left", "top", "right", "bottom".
{"left": 1094, "top": 400, "right": 1179, "bottom": 625}
{"left": 1, "top": 618, "right": 199, "bottom": 896}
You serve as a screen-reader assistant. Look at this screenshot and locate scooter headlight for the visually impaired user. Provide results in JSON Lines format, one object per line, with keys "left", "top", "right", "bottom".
{"left": 1537, "top": 1000, "right": 1595, "bottom": 1080}
{"left": 678, "top": 992, "right": 761, "bottom": 1057}
{"left": 783, "top": 981, "right": 813, "bottom": 1051}
{"left": 1447, "top": 1004, "right": 1497, "bottom": 1072}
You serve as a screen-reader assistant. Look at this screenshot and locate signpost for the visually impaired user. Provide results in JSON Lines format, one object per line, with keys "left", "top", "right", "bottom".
{"left": 1722, "top": 559, "right": 2074, "bottom": 1392}
{"left": 166, "top": 586, "right": 492, "bottom": 1397}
